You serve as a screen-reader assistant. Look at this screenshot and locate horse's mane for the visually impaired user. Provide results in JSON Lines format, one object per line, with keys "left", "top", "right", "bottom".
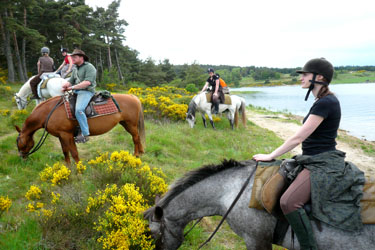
{"left": 158, "top": 159, "right": 252, "bottom": 208}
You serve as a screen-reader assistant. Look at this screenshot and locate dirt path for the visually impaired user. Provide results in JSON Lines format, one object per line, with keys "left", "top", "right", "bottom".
{"left": 247, "top": 110, "right": 374, "bottom": 175}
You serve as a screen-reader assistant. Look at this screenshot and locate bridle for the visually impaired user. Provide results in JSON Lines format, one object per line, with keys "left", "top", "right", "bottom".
{"left": 17, "top": 96, "right": 64, "bottom": 157}
{"left": 15, "top": 93, "right": 28, "bottom": 109}
{"left": 149, "top": 214, "right": 185, "bottom": 249}
{"left": 151, "top": 161, "right": 258, "bottom": 250}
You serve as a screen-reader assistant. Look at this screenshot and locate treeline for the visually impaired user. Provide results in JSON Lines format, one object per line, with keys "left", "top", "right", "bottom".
{"left": 1, "top": 0, "right": 374, "bottom": 89}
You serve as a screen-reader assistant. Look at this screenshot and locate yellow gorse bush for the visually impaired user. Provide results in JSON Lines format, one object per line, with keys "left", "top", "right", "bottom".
{"left": 76, "top": 161, "right": 87, "bottom": 174}
{"left": 25, "top": 185, "right": 42, "bottom": 200}
{"left": 94, "top": 184, "right": 154, "bottom": 250}
{"left": 128, "top": 86, "right": 193, "bottom": 121}
{"left": 40, "top": 162, "right": 71, "bottom": 186}
{"left": 0, "top": 196, "right": 12, "bottom": 213}
{"left": 24, "top": 150, "right": 167, "bottom": 249}
{"left": 0, "top": 109, "right": 10, "bottom": 116}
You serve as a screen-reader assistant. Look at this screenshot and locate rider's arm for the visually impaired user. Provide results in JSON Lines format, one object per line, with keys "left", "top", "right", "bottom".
{"left": 37, "top": 60, "right": 41, "bottom": 74}
{"left": 56, "top": 61, "right": 65, "bottom": 72}
{"left": 253, "top": 114, "right": 324, "bottom": 161}
{"left": 70, "top": 80, "right": 91, "bottom": 90}
{"left": 214, "top": 79, "right": 220, "bottom": 95}
{"left": 67, "top": 56, "right": 73, "bottom": 72}
{"left": 201, "top": 82, "right": 209, "bottom": 92}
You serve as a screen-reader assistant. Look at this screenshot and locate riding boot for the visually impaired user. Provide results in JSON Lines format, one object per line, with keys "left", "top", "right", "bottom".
{"left": 29, "top": 74, "right": 41, "bottom": 99}
{"left": 284, "top": 208, "right": 318, "bottom": 250}
{"left": 213, "top": 101, "right": 219, "bottom": 114}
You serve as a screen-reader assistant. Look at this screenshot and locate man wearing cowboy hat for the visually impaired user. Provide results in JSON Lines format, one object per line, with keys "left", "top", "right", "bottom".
{"left": 62, "top": 49, "right": 97, "bottom": 143}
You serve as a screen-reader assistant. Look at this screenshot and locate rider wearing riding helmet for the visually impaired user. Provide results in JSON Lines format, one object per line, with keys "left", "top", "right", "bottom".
{"left": 62, "top": 49, "right": 97, "bottom": 143}
{"left": 29, "top": 47, "right": 54, "bottom": 99}
{"left": 253, "top": 58, "right": 365, "bottom": 250}
{"left": 55, "top": 48, "right": 74, "bottom": 78}
{"left": 200, "top": 68, "right": 224, "bottom": 114}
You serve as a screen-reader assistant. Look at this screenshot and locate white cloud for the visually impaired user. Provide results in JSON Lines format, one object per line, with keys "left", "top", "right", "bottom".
{"left": 87, "top": 0, "right": 375, "bottom": 67}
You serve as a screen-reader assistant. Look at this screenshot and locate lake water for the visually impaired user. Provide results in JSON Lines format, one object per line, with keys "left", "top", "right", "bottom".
{"left": 232, "top": 83, "right": 375, "bottom": 141}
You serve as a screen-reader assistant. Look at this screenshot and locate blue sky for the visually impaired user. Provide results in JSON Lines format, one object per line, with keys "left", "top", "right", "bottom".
{"left": 87, "top": 0, "right": 375, "bottom": 67}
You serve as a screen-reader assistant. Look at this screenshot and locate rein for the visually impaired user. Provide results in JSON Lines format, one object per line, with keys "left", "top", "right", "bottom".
{"left": 23, "top": 96, "right": 64, "bottom": 156}
{"left": 197, "top": 161, "right": 259, "bottom": 250}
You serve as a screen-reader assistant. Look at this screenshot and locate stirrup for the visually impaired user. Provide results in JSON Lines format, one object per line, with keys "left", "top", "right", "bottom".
{"left": 75, "top": 134, "right": 89, "bottom": 143}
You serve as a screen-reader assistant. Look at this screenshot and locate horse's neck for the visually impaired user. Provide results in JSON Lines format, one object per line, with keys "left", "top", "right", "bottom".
{"left": 162, "top": 165, "right": 254, "bottom": 226}
{"left": 18, "top": 78, "right": 33, "bottom": 97}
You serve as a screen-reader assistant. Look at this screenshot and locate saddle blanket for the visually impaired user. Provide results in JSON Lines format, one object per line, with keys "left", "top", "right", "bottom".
{"left": 64, "top": 93, "right": 119, "bottom": 120}
{"left": 249, "top": 163, "right": 375, "bottom": 224}
{"left": 205, "top": 92, "right": 232, "bottom": 105}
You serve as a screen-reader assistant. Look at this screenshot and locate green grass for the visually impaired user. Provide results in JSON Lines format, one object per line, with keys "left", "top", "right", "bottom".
{"left": 332, "top": 71, "right": 375, "bottom": 84}
{"left": 0, "top": 83, "right": 288, "bottom": 249}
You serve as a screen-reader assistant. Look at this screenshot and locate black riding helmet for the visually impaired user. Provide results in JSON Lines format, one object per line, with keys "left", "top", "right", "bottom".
{"left": 296, "top": 58, "right": 334, "bottom": 101}
{"left": 207, "top": 68, "right": 215, "bottom": 73}
{"left": 61, "top": 48, "right": 68, "bottom": 53}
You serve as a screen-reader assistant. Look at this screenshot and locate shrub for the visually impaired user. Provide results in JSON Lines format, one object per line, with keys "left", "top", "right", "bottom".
{"left": 128, "top": 86, "right": 193, "bottom": 121}
{"left": 24, "top": 150, "right": 168, "bottom": 249}
{"left": 185, "top": 83, "right": 198, "bottom": 93}
{"left": 10, "top": 109, "right": 29, "bottom": 126}
{"left": 0, "top": 196, "right": 12, "bottom": 216}
{"left": 0, "top": 85, "right": 12, "bottom": 97}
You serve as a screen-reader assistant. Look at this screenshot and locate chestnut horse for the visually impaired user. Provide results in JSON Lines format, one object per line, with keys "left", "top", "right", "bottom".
{"left": 15, "top": 94, "right": 145, "bottom": 164}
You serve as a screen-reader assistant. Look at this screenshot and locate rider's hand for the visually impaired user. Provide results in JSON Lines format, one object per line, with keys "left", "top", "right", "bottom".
{"left": 252, "top": 154, "right": 274, "bottom": 162}
{"left": 62, "top": 82, "right": 71, "bottom": 91}
{"left": 213, "top": 93, "right": 218, "bottom": 96}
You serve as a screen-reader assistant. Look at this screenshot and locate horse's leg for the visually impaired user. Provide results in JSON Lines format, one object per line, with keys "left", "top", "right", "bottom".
{"left": 207, "top": 113, "right": 215, "bottom": 129}
{"left": 201, "top": 114, "right": 207, "bottom": 128}
{"left": 119, "top": 121, "right": 142, "bottom": 157}
{"left": 58, "top": 136, "right": 71, "bottom": 165}
{"left": 227, "top": 110, "right": 234, "bottom": 130}
{"left": 58, "top": 133, "right": 79, "bottom": 165}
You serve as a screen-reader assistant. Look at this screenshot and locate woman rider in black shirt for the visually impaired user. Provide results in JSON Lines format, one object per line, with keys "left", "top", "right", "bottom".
{"left": 253, "top": 58, "right": 339, "bottom": 250}
{"left": 200, "top": 68, "right": 224, "bottom": 114}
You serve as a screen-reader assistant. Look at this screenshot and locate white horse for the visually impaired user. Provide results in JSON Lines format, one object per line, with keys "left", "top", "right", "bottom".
{"left": 15, "top": 75, "right": 65, "bottom": 109}
{"left": 186, "top": 92, "right": 247, "bottom": 129}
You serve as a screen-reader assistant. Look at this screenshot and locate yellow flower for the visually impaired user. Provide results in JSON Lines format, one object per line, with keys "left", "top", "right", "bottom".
{"left": 51, "top": 192, "right": 60, "bottom": 204}
{"left": 76, "top": 161, "right": 87, "bottom": 174}
{"left": 25, "top": 185, "right": 42, "bottom": 200}
{"left": 27, "top": 203, "right": 35, "bottom": 212}
{"left": 0, "top": 196, "right": 12, "bottom": 212}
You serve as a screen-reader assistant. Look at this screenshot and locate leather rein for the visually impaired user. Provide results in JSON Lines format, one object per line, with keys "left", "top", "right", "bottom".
{"left": 17, "top": 96, "right": 64, "bottom": 156}
{"left": 155, "top": 161, "right": 258, "bottom": 249}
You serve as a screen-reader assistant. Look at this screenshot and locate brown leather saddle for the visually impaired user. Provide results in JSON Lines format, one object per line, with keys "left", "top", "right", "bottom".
{"left": 64, "top": 91, "right": 120, "bottom": 120}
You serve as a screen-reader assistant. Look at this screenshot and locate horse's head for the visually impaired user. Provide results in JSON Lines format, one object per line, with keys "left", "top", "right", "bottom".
{"left": 144, "top": 206, "right": 184, "bottom": 250}
{"left": 14, "top": 93, "right": 28, "bottom": 110}
{"left": 15, "top": 125, "right": 34, "bottom": 159}
{"left": 186, "top": 100, "right": 197, "bottom": 128}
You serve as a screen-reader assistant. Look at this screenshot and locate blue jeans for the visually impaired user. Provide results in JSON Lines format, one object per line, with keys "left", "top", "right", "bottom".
{"left": 74, "top": 90, "right": 94, "bottom": 136}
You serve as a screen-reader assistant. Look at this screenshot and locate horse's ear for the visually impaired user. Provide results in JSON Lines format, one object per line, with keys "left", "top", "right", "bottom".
{"left": 155, "top": 195, "right": 161, "bottom": 204}
{"left": 154, "top": 206, "right": 163, "bottom": 220}
{"left": 15, "top": 125, "right": 21, "bottom": 133}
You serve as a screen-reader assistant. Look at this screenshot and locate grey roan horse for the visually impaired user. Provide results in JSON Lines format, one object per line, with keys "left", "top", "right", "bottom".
{"left": 144, "top": 160, "right": 375, "bottom": 250}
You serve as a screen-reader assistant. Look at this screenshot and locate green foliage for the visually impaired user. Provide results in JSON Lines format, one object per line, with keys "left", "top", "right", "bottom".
{"left": 185, "top": 83, "right": 198, "bottom": 93}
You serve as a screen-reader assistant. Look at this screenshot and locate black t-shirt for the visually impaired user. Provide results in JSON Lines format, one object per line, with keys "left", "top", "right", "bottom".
{"left": 302, "top": 94, "right": 341, "bottom": 155}
{"left": 207, "top": 74, "right": 220, "bottom": 90}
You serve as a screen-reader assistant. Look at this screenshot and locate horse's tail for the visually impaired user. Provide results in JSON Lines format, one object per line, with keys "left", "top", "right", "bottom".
{"left": 240, "top": 98, "right": 247, "bottom": 127}
{"left": 138, "top": 103, "right": 146, "bottom": 150}
{"left": 234, "top": 109, "right": 239, "bottom": 127}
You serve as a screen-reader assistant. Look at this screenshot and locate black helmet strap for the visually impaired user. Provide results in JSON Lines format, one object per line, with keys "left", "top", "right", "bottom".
{"left": 305, "top": 73, "right": 329, "bottom": 101}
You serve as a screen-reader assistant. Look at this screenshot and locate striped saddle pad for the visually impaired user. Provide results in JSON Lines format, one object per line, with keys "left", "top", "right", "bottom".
{"left": 64, "top": 93, "right": 119, "bottom": 120}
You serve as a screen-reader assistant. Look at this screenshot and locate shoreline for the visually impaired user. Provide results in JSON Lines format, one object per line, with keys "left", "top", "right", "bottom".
{"left": 246, "top": 108, "right": 375, "bottom": 175}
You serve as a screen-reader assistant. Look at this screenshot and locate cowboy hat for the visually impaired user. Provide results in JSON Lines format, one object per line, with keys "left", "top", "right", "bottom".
{"left": 71, "top": 49, "right": 89, "bottom": 61}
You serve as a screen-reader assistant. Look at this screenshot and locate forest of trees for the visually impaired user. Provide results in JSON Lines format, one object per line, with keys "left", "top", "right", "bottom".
{"left": 1, "top": 0, "right": 375, "bottom": 89}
